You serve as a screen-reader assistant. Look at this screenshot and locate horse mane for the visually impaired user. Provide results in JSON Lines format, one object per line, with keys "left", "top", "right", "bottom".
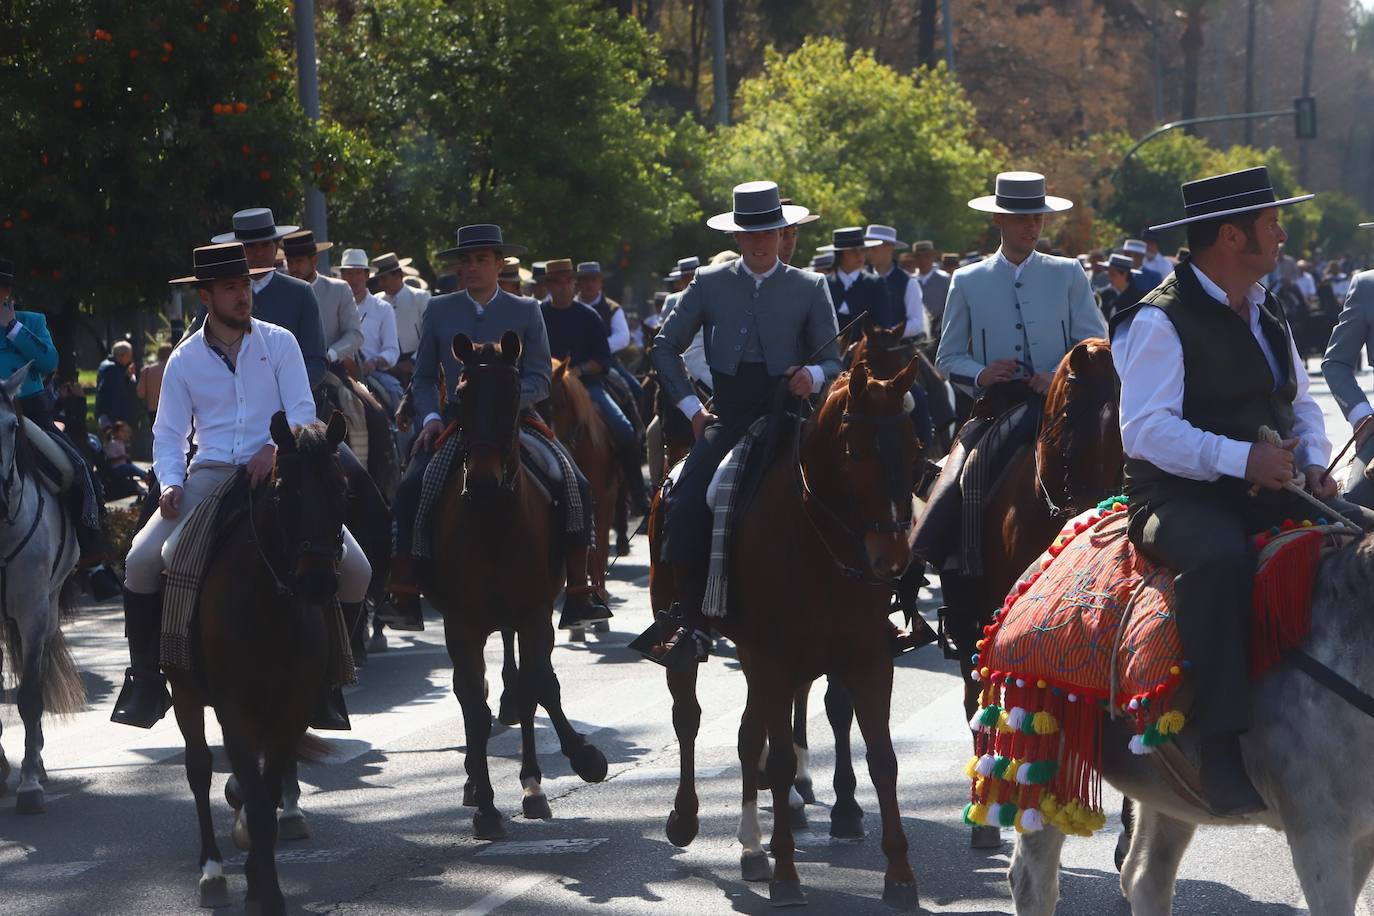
{"left": 5, "top": 393, "right": 36, "bottom": 482}
{"left": 552, "top": 363, "right": 611, "bottom": 455}
{"left": 1038, "top": 337, "right": 1116, "bottom": 457}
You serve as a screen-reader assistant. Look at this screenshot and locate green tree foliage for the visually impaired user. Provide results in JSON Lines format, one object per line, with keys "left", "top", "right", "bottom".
{"left": 317, "top": 0, "right": 697, "bottom": 279}
{"left": 699, "top": 40, "right": 1002, "bottom": 257}
{"left": 0, "top": 0, "right": 371, "bottom": 322}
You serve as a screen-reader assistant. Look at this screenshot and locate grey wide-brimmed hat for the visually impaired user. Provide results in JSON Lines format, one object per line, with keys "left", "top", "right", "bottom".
{"left": 809, "top": 251, "right": 835, "bottom": 270}
{"left": 436, "top": 224, "right": 527, "bottom": 260}
{"left": 706, "top": 181, "right": 810, "bottom": 232}
{"left": 817, "top": 226, "right": 883, "bottom": 253}
{"left": 969, "top": 171, "right": 1073, "bottom": 215}
{"left": 576, "top": 261, "right": 612, "bottom": 278}
{"left": 1103, "top": 253, "right": 1142, "bottom": 275}
{"left": 211, "top": 207, "right": 299, "bottom": 244}
{"left": 170, "top": 242, "right": 276, "bottom": 285}
{"left": 1149, "top": 166, "right": 1313, "bottom": 232}
{"left": 864, "top": 225, "right": 908, "bottom": 249}
{"left": 371, "top": 252, "right": 407, "bottom": 275}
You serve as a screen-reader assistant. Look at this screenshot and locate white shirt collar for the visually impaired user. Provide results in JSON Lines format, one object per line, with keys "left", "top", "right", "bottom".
{"left": 837, "top": 267, "right": 863, "bottom": 288}
{"left": 743, "top": 258, "right": 781, "bottom": 287}
{"left": 996, "top": 248, "right": 1032, "bottom": 281}
{"left": 251, "top": 271, "right": 275, "bottom": 294}
{"left": 465, "top": 287, "right": 499, "bottom": 316}
{"left": 1190, "top": 262, "right": 1266, "bottom": 310}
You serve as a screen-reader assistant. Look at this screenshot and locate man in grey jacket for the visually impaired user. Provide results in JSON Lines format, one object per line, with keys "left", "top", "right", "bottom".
{"left": 636, "top": 182, "right": 841, "bottom": 667}
{"left": 1322, "top": 260, "right": 1374, "bottom": 504}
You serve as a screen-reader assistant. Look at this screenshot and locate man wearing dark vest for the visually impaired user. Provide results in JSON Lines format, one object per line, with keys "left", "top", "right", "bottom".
{"left": 818, "top": 227, "right": 899, "bottom": 332}
{"left": 1111, "top": 166, "right": 1373, "bottom": 815}
{"left": 208, "top": 209, "right": 328, "bottom": 387}
{"left": 911, "top": 241, "right": 951, "bottom": 344}
{"left": 1097, "top": 252, "right": 1146, "bottom": 322}
{"left": 865, "top": 224, "right": 927, "bottom": 341}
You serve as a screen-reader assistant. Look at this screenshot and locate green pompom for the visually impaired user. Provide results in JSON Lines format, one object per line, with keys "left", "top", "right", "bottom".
{"left": 978, "top": 705, "right": 1003, "bottom": 728}
{"left": 991, "top": 756, "right": 1011, "bottom": 780}
{"left": 998, "top": 803, "right": 1018, "bottom": 827}
{"left": 1025, "top": 760, "right": 1059, "bottom": 784}
{"left": 963, "top": 803, "right": 976, "bottom": 826}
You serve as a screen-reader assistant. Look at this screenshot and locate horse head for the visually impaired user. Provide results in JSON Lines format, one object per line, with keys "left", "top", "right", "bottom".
{"left": 268, "top": 410, "right": 349, "bottom": 601}
{"left": 1036, "top": 337, "right": 1122, "bottom": 516}
{"left": 809, "top": 354, "right": 924, "bottom": 581}
{"left": 452, "top": 331, "right": 522, "bottom": 496}
{"left": 851, "top": 317, "right": 914, "bottom": 380}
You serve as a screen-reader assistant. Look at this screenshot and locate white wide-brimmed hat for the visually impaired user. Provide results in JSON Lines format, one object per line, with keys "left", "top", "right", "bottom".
{"left": 864, "top": 225, "right": 909, "bottom": 249}
{"left": 968, "top": 172, "right": 1073, "bottom": 215}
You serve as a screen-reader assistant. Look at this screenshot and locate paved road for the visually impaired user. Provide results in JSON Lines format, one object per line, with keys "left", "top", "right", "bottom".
{"left": 2, "top": 362, "right": 1371, "bottom": 915}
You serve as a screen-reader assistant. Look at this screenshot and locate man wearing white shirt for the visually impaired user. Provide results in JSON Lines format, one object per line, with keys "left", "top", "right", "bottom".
{"left": 1111, "top": 167, "right": 1372, "bottom": 816}
{"left": 864, "top": 224, "right": 926, "bottom": 339}
{"left": 1140, "top": 229, "right": 1174, "bottom": 281}
{"left": 339, "top": 251, "right": 402, "bottom": 407}
{"left": 373, "top": 251, "right": 429, "bottom": 373}
{"left": 111, "top": 242, "right": 372, "bottom": 730}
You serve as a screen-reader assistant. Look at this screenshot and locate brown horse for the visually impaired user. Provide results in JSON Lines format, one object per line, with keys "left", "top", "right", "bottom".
{"left": 426, "top": 332, "right": 608, "bottom": 840}
{"left": 653, "top": 354, "right": 926, "bottom": 910}
{"left": 167, "top": 412, "right": 347, "bottom": 915}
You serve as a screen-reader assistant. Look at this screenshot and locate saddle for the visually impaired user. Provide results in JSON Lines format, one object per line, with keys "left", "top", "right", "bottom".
{"left": 24, "top": 418, "right": 75, "bottom": 494}
{"left": 317, "top": 370, "right": 369, "bottom": 464}
{"left": 961, "top": 498, "right": 1357, "bottom": 837}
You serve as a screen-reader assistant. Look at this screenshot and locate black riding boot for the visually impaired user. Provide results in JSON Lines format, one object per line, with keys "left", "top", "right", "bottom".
{"left": 110, "top": 588, "right": 173, "bottom": 728}
{"left": 381, "top": 556, "right": 425, "bottom": 631}
{"left": 620, "top": 438, "right": 650, "bottom": 519}
{"left": 309, "top": 686, "right": 351, "bottom": 731}
{"left": 559, "top": 540, "right": 611, "bottom": 630}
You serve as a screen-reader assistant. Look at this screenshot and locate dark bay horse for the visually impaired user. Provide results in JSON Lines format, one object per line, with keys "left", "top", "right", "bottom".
{"left": 168, "top": 412, "right": 348, "bottom": 915}
{"left": 652, "top": 354, "right": 926, "bottom": 910}
{"left": 426, "top": 332, "right": 608, "bottom": 840}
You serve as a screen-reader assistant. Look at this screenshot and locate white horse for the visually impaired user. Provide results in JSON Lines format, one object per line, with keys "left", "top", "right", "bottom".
{"left": 0, "top": 364, "right": 84, "bottom": 813}
{"left": 1009, "top": 535, "right": 1374, "bottom": 915}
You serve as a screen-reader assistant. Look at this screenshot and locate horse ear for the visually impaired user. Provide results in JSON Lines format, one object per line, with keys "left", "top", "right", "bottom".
{"left": 552, "top": 356, "right": 567, "bottom": 377}
{"left": 2, "top": 362, "right": 31, "bottom": 402}
{"left": 849, "top": 363, "right": 869, "bottom": 399}
{"left": 270, "top": 411, "right": 294, "bottom": 452}
{"left": 452, "top": 334, "right": 475, "bottom": 363}
{"left": 861, "top": 315, "right": 876, "bottom": 339}
{"left": 895, "top": 352, "right": 923, "bottom": 392}
{"left": 325, "top": 410, "right": 347, "bottom": 448}
{"left": 887, "top": 320, "right": 907, "bottom": 338}
{"left": 1067, "top": 340, "right": 1091, "bottom": 377}
{"left": 500, "top": 330, "right": 522, "bottom": 365}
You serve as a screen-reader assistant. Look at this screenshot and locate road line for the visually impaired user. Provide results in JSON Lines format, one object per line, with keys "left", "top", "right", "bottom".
{"left": 456, "top": 872, "right": 548, "bottom": 915}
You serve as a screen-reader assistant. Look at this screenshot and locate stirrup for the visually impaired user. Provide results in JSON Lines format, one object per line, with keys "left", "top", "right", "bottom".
{"left": 646, "top": 626, "right": 710, "bottom": 671}
{"left": 109, "top": 668, "right": 172, "bottom": 729}
{"left": 628, "top": 612, "right": 677, "bottom": 655}
{"left": 560, "top": 586, "right": 611, "bottom": 630}
{"left": 890, "top": 617, "right": 940, "bottom": 657}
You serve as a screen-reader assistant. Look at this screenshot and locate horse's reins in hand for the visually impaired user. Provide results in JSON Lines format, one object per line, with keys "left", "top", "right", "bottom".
{"left": 1252, "top": 425, "right": 1362, "bottom": 530}
{"left": 701, "top": 313, "right": 867, "bottom": 413}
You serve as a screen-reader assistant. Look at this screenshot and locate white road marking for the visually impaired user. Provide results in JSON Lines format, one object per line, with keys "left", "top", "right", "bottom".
{"left": 456, "top": 872, "right": 548, "bottom": 915}
{"left": 474, "top": 838, "right": 607, "bottom": 857}
{"left": 4, "top": 861, "right": 99, "bottom": 881}
{"left": 225, "top": 847, "right": 353, "bottom": 866}
{"left": 613, "top": 764, "right": 728, "bottom": 783}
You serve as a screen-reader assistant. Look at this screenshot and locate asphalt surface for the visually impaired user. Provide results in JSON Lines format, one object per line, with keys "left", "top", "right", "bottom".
{"left": 2, "top": 362, "right": 1372, "bottom": 915}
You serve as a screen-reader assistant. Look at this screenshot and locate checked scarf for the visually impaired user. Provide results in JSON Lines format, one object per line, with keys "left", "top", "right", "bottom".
{"left": 701, "top": 416, "right": 768, "bottom": 619}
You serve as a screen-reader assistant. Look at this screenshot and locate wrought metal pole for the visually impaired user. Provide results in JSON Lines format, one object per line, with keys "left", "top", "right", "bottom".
{"left": 710, "top": 0, "right": 729, "bottom": 126}
{"left": 294, "top": 0, "right": 329, "bottom": 267}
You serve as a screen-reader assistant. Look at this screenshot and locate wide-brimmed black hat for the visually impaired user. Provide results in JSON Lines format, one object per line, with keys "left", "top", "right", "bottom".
{"left": 211, "top": 207, "right": 299, "bottom": 244}
{"left": 0, "top": 259, "right": 13, "bottom": 287}
{"left": 1149, "top": 166, "right": 1313, "bottom": 232}
{"left": 170, "top": 242, "right": 275, "bottom": 285}
{"left": 436, "top": 224, "right": 527, "bottom": 260}
{"left": 281, "top": 229, "right": 333, "bottom": 258}
{"left": 818, "top": 226, "right": 883, "bottom": 253}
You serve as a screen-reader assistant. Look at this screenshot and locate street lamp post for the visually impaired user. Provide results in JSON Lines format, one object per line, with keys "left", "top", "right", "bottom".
{"left": 294, "top": 0, "right": 329, "bottom": 267}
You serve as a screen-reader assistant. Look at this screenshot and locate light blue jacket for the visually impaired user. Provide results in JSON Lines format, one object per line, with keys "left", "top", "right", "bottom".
{"left": 0, "top": 310, "right": 58, "bottom": 399}
{"left": 936, "top": 250, "right": 1107, "bottom": 394}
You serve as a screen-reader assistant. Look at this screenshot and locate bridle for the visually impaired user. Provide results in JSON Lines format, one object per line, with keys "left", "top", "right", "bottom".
{"left": 1034, "top": 368, "right": 1120, "bottom": 518}
{"left": 457, "top": 363, "right": 522, "bottom": 494}
{"left": 247, "top": 466, "right": 346, "bottom": 597}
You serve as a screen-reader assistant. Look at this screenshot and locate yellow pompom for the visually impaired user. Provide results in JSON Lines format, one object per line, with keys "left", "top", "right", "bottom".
{"left": 1156, "top": 710, "right": 1186, "bottom": 735}
{"left": 965, "top": 755, "right": 981, "bottom": 779}
{"left": 1032, "top": 711, "right": 1059, "bottom": 735}
{"left": 1036, "top": 679, "right": 1047, "bottom": 689}
{"left": 997, "top": 710, "right": 1012, "bottom": 732}
{"left": 976, "top": 639, "right": 986, "bottom": 650}
{"left": 969, "top": 803, "right": 988, "bottom": 825}
{"left": 980, "top": 667, "right": 990, "bottom": 678}
{"left": 1169, "top": 665, "right": 1181, "bottom": 676}
{"left": 1004, "top": 759, "right": 1022, "bottom": 783}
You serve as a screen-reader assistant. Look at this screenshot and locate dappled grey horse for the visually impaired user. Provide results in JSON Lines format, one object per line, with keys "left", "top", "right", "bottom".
{"left": 1009, "top": 534, "right": 1374, "bottom": 915}
{"left": 0, "top": 364, "right": 83, "bottom": 814}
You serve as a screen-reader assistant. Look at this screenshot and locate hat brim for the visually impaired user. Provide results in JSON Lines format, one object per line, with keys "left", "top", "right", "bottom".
{"left": 706, "top": 203, "right": 811, "bottom": 233}
{"left": 817, "top": 239, "right": 884, "bottom": 253}
{"left": 436, "top": 242, "right": 529, "bottom": 259}
{"left": 968, "top": 196, "right": 1073, "bottom": 215}
{"left": 284, "top": 241, "right": 333, "bottom": 257}
{"left": 1148, "top": 194, "right": 1314, "bottom": 232}
{"left": 169, "top": 265, "right": 275, "bottom": 285}
{"left": 865, "top": 237, "right": 909, "bottom": 250}
{"left": 576, "top": 269, "right": 613, "bottom": 279}
{"left": 1359, "top": 222, "right": 1374, "bottom": 229}
{"left": 210, "top": 225, "right": 300, "bottom": 244}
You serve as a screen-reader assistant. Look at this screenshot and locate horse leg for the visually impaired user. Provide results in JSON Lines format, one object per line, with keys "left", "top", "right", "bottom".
{"left": 665, "top": 664, "right": 701, "bottom": 848}
{"left": 15, "top": 635, "right": 47, "bottom": 814}
{"left": 736, "top": 696, "right": 771, "bottom": 882}
{"left": 825, "top": 679, "right": 863, "bottom": 839}
{"left": 762, "top": 675, "right": 804, "bottom": 907}
{"left": 791, "top": 682, "right": 815, "bottom": 805}
{"left": 497, "top": 629, "right": 520, "bottom": 728}
{"left": 514, "top": 628, "right": 550, "bottom": 821}
{"left": 1351, "top": 833, "right": 1374, "bottom": 902}
{"left": 521, "top": 624, "right": 607, "bottom": 784}
{"left": 220, "top": 716, "right": 283, "bottom": 916}
{"left": 0, "top": 634, "right": 7, "bottom": 798}
{"left": 1008, "top": 827, "right": 1067, "bottom": 916}
{"left": 170, "top": 686, "right": 229, "bottom": 909}
{"left": 1118, "top": 802, "right": 1196, "bottom": 916}
{"left": 446, "top": 628, "right": 504, "bottom": 840}
{"left": 1114, "top": 796, "right": 1134, "bottom": 871}
{"left": 848, "top": 666, "right": 918, "bottom": 911}
{"left": 277, "top": 757, "right": 309, "bottom": 841}
{"left": 1285, "top": 821, "right": 1359, "bottom": 916}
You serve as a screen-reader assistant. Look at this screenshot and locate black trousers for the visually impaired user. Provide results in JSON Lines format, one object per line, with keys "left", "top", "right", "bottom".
{"left": 661, "top": 363, "right": 779, "bottom": 569}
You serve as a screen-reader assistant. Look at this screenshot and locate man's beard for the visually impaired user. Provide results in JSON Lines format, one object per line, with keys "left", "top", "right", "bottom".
{"left": 212, "top": 304, "right": 250, "bottom": 330}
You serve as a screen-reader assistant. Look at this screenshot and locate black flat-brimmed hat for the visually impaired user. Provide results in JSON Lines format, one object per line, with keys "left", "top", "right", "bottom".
{"left": 969, "top": 171, "right": 1073, "bottom": 215}
{"left": 169, "top": 242, "right": 275, "bottom": 285}
{"left": 0, "top": 259, "right": 13, "bottom": 286}
{"left": 281, "top": 229, "right": 333, "bottom": 257}
{"left": 436, "top": 224, "right": 527, "bottom": 259}
{"left": 371, "top": 252, "right": 405, "bottom": 275}
{"left": 707, "top": 181, "right": 810, "bottom": 233}
{"left": 1149, "top": 166, "right": 1313, "bottom": 232}
{"left": 211, "top": 207, "right": 299, "bottom": 244}
{"left": 1103, "top": 253, "right": 1142, "bottom": 275}
{"left": 818, "top": 226, "right": 883, "bottom": 252}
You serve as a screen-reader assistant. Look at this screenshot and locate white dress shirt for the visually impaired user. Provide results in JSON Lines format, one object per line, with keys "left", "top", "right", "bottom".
{"left": 1112, "top": 263, "right": 1330, "bottom": 482}
{"left": 252, "top": 271, "right": 276, "bottom": 295}
{"left": 883, "top": 265, "right": 926, "bottom": 338}
{"left": 995, "top": 248, "right": 1030, "bottom": 280}
{"left": 1142, "top": 252, "right": 1173, "bottom": 279}
{"left": 835, "top": 268, "right": 862, "bottom": 316}
{"left": 357, "top": 293, "right": 400, "bottom": 369}
{"left": 153, "top": 318, "right": 317, "bottom": 488}
{"left": 1295, "top": 271, "right": 1317, "bottom": 299}
{"left": 385, "top": 284, "right": 429, "bottom": 355}
{"left": 578, "top": 294, "right": 633, "bottom": 353}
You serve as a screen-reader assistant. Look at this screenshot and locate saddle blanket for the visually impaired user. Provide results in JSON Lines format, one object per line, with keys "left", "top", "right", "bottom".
{"left": 961, "top": 497, "right": 1357, "bottom": 838}
{"left": 24, "top": 418, "right": 74, "bottom": 494}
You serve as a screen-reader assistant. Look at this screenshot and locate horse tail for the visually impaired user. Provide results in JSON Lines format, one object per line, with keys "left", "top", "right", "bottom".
{"left": 58, "top": 572, "right": 82, "bottom": 623}
{"left": 295, "top": 731, "right": 334, "bottom": 765}
{"left": 39, "top": 627, "right": 87, "bottom": 717}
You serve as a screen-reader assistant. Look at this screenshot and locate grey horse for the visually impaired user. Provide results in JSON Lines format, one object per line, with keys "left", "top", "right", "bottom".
{"left": 1009, "top": 535, "right": 1374, "bottom": 914}
{"left": 0, "top": 364, "right": 83, "bottom": 813}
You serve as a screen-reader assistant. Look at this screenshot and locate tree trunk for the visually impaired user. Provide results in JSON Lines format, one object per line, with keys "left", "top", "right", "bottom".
{"left": 1299, "top": 0, "right": 1323, "bottom": 184}
{"left": 917, "top": 0, "right": 937, "bottom": 67}
{"left": 1243, "top": 0, "right": 1257, "bottom": 144}
{"left": 1179, "top": 11, "right": 1205, "bottom": 131}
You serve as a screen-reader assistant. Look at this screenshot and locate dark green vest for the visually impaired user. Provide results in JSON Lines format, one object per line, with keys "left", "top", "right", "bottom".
{"left": 1111, "top": 261, "right": 1297, "bottom": 506}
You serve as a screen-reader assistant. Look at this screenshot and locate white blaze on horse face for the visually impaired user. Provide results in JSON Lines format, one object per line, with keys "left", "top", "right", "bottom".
{"left": 737, "top": 799, "right": 764, "bottom": 855}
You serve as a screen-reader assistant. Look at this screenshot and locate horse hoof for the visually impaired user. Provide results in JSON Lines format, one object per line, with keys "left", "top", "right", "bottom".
{"left": 591, "top": 619, "right": 610, "bottom": 633}
{"left": 881, "top": 880, "right": 919, "bottom": 912}
{"left": 741, "top": 850, "right": 772, "bottom": 882}
{"left": 497, "top": 696, "right": 521, "bottom": 728}
{"left": 970, "top": 825, "right": 1003, "bottom": 849}
{"left": 278, "top": 813, "right": 310, "bottom": 841}
{"left": 570, "top": 744, "right": 608, "bottom": 783}
{"left": 665, "top": 810, "right": 698, "bottom": 848}
{"left": 794, "top": 779, "right": 816, "bottom": 805}
{"left": 789, "top": 805, "right": 809, "bottom": 832}
{"left": 522, "top": 794, "right": 552, "bottom": 821}
{"left": 462, "top": 781, "right": 478, "bottom": 807}
{"left": 366, "top": 634, "right": 388, "bottom": 653}
{"left": 473, "top": 809, "right": 508, "bottom": 840}
{"left": 568, "top": 628, "right": 587, "bottom": 643}
{"left": 225, "top": 777, "right": 243, "bottom": 810}
{"left": 232, "top": 810, "right": 252, "bottom": 851}
{"left": 199, "top": 874, "right": 231, "bottom": 909}
{"left": 829, "top": 803, "right": 864, "bottom": 840}
{"left": 14, "top": 788, "right": 44, "bottom": 815}
{"left": 768, "top": 879, "right": 806, "bottom": 907}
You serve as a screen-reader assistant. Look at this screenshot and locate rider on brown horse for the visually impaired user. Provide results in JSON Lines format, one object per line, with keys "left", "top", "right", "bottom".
{"left": 386, "top": 224, "right": 609, "bottom": 630}
{"left": 636, "top": 181, "right": 842, "bottom": 667}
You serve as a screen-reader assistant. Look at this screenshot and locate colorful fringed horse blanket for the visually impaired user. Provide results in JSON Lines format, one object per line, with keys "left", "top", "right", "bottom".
{"left": 962, "top": 496, "right": 1356, "bottom": 837}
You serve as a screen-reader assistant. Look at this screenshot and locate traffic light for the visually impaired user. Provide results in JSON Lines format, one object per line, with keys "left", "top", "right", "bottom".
{"left": 1294, "top": 96, "right": 1317, "bottom": 140}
